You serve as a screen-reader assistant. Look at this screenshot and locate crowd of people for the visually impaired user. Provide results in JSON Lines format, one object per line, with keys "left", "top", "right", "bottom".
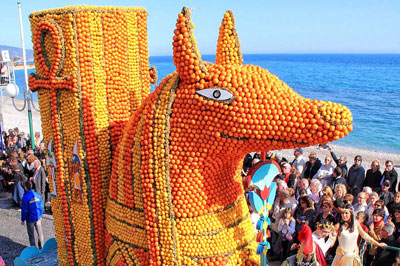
{"left": 0, "top": 127, "right": 47, "bottom": 249}
{"left": 243, "top": 146, "right": 400, "bottom": 266}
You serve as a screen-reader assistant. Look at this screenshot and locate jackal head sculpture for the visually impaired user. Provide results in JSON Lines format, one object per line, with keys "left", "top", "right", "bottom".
{"left": 105, "top": 7, "right": 352, "bottom": 265}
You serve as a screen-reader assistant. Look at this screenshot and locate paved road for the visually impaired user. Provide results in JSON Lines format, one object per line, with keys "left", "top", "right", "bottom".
{"left": 0, "top": 192, "right": 55, "bottom": 265}
{"left": 0, "top": 191, "right": 281, "bottom": 265}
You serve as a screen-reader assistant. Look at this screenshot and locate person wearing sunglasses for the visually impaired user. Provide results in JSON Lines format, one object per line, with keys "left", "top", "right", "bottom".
{"left": 347, "top": 155, "right": 365, "bottom": 201}
{"left": 380, "top": 160, "right": 398, "bottom": 193}
{"left": 375, "top": 180, "right": 394, "bottom": 206}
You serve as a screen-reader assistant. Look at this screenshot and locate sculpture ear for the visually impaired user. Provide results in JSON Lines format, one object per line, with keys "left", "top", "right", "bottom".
{"left": 216, "top": 10, "right": 243, "bottom": 66}
{"left": 172, "top": 7, "right": 207, "bottom": 84}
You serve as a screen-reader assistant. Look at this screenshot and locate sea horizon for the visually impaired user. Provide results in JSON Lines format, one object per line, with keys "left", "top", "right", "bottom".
{"left": 11, "top": 54, "right": 400, "bottom": 154}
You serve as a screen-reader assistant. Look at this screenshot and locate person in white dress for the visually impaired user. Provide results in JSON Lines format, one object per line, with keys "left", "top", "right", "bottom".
{"left": 331, "top": 203, "right": 387, "bottom": 266}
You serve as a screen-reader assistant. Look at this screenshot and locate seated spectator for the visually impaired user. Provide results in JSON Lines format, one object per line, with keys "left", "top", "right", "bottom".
{"left": 313, "top": 156, "right": 334, "bottom": 187}
{"left": 375, "top": 180, "right": 394, "bottom": 206}
{"left": 381, "top": 160, "right": 398, "bottom": 193}
{"left": 330, "top": 167, "right": 347, "bottom": 190}
{"left": 371, "top": 222, "right": 399, "bottom": 266}
{"left": 347, "top": 155, "right": 365, "bottom": 198}
{"left": 388, "top": 192, "right": 400, "bottom": 216}
{"left": 291, "top": 148, "right": 305, "bottom": 177}
{"left": 328, "top": 146, "right": 348, "bottom": 178}
{"left": 364, "top": 160, "right": 382, "bottom": 191}
{"left": 354, "top": 191, "right": 369, "bottom": 215}
{"left": 302, "top": 152, "right": 322, "bottom": 179}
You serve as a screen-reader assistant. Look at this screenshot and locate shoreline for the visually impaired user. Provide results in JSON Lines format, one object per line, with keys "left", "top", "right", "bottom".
{"left": 1, "top": 97, "right": 398, "bottom": 167}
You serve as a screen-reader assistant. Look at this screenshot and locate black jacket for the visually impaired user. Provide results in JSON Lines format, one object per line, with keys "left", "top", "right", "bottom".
{"left": 330, "top": 151, "right": 348, "bottom": 178}
{"left": 347, "top": 165, "right": 365, "bottom": 193}
{"left": 371, "top": 235, "right": 398, "bottom": 266}
{"left": 374, "top": 188, "right": 394, "bottom": 206}
{"left": 303, "top": 159, "right": 322, "bottom": 179}
{"left": 382, "top": 169, "right": 398, "bottom": 193}
{"left": 363, "top": 169, "right": 382, "bottom": 190}
{"left": 330, "top": 176, "right": 348, "bottom": 190}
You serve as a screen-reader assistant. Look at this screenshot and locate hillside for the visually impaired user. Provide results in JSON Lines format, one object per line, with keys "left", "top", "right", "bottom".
{"left": 0, "top": 44, "right": 34, "bottom": 62}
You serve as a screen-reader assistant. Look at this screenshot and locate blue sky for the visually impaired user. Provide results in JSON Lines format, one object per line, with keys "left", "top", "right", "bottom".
{"left": 1, "top": 0, "right": 399, "bottom": 55}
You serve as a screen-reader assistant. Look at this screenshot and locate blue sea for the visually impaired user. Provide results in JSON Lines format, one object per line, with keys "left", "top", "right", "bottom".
{"left": 14, "top": 54, "right": 400, "bottom": 154}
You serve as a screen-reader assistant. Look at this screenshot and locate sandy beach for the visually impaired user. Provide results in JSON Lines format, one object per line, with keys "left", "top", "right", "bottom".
{"left": 0, "top": 95, "right": 399, "bottom": 265}
{"left": 1, "top": 95, "right": 398, "bottom": 169}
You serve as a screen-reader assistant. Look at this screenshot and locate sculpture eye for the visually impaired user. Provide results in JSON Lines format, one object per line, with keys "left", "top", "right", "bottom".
{"left": 196, "top": 88, "right": 233, "bottom": 102}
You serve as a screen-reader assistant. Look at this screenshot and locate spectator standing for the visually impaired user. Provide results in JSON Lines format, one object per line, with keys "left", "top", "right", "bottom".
{"left": 13, "top": 165, "right": 28, "bottom": 206}
{"left": 388, "top": 192, "right": 400, "bottom": 215}
{"left": 291, "top": 148, "right": 306, "bottom": 177}
{"left": 371, "top": 222, "right": 398, "bottom": 266}
{"left": 328, "top": 147, "right": 348, "bottom": 178}
{"left": 281, "top": 163, "right": 297, "bottom": 189}
{"left": 375, "top": 180, "right": 394, "bottom": 206}
{"left": 353, "top": 191, "right": 369, "bottom": 215}
{"left": 381, "top": 160, "right": 398, "bottom": 193}
{"left": 294, "top": 196, "right": 315, "bottom": 232}
{"left": 302, "top": 152, "right": 322, "bottom": 179}
{"left": 347, "top": 155, "right": 365, "bottom": 198}
{"left": 34, "top": 142, "right": 46, "bottom": 161}
{"left": 313, "top": 156, "right": 334, "bottom": 187}
{"left": 17, "top": 132, "right": 27, "bottom": 152}
{"left": 364, "top": 160, "right": 382, "bottom": 191}
{"left": 330, "top": 167, "right": 347, "bottom": 191}
{"left": 392, "top": 206, "right": 400, "bottom": 242}
{"left": 34, "top": 132, "right": 41, "bottom": 150}
{"left": 32, "top": 159, "right": 46, "bottom": 203}
{"left": 21, "top": 181, "right": 44, "bottom": 249}
{"left": 366, "top": 208, "right": 386, "bottom": 265}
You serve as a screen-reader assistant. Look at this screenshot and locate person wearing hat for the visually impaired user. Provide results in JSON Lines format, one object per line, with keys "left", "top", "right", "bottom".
{"left": 302, "top": 152, "right": 322, "bottom": 180}
{"left": 371, "top": 222, "right": 398, "bottom": 266}
{"left": 375, "top": 179, "right": 394, "bottom": 206}
{"left": 292, "top": 148, "right": 306, "bottom": 177}
{"left": 283, "top": 225, "right": 328, "bottom": 266}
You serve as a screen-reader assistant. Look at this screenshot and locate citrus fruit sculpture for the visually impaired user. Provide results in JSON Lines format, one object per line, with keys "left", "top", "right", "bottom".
{"left": 29, "top": 5, "right": 353, "bottom": 266}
